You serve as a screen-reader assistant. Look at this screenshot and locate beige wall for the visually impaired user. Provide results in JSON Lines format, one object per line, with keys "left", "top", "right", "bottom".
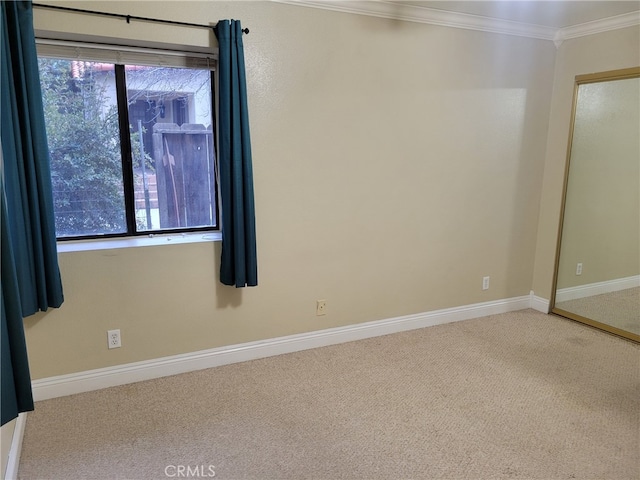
{"left": 556, "top": 77, "right": 639, "bottom": 289}
{"left": 27, "top": 1, "right": 559, "bottom": 379}
{"left": 531, "top": 26, "right": 640, "bottom": 300}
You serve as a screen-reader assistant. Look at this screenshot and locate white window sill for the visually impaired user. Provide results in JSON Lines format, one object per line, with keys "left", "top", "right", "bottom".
{"left": 56, "top": 231, "right": 221, "bottom": 253}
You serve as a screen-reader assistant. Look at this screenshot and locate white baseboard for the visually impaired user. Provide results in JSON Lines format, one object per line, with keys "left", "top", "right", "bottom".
{"left": 32, "top": 295, "right": 532, "bottom": 402}
{"left": 4, "top": 413, "right": 27, "bottom": 480}
{"left": 555, "top": 275, "right": 639, "bottom": 303}
{"left": 529, "top": 291, "right": 550, "bottom": 313}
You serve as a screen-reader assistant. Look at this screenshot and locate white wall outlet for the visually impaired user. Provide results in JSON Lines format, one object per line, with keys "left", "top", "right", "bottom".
{"left": 482, "top": 276, "right": 490, "bottom": 290}
{"left": 576, "top": 263, "right": 583, "bottom": 275}
{"left": 316, "top": 300, "right": 327, "bottom": 316}
{"left": 107, "top": 329, "right": 121, "bottom": 349}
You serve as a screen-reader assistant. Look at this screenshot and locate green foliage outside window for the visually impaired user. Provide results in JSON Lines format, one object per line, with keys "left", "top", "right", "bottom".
{"left": 38, "top": 58, "right": 126, "bottom": 237}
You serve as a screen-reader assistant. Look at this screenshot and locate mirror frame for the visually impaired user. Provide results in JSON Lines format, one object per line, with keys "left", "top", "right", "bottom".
{"left": 550, "top": 66, "right": 640, "bottom": 343}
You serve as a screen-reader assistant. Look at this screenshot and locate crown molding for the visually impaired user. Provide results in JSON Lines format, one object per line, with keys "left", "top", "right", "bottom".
{"left": 273, "top": 0, "right": 639, "bottom": 44}
{"left": 272, "top": 0, "right": 555, "bottom": 40}
{"left": 554, "top": 10, "right": 640, "bottom": 47}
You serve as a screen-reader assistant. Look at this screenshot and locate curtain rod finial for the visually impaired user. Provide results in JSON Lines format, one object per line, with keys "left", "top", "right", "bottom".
{"left": 242, "top": 28, "right": 249, "bottom": 35}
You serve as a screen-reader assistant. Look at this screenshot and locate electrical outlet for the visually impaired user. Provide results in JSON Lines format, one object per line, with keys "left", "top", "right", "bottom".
{"left": 576, "top": 263, "right": 583, "bottom": 275}
{"left": 482, "top": 276, "right": 490, "bottom": 290}
{"left": 316, "top": 300, "right": 327, "bottom": 316}
{"left": 107, "top": 329, "right": 121, "bottom": 349}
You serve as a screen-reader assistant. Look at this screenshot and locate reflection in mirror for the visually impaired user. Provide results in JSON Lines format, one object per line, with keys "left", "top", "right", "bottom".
{"left": 552, "top": 68, "right": 640, "bottom": 342}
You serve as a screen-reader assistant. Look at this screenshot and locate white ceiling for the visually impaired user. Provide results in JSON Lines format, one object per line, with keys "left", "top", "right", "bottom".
{"left": 398, "top": 1, "right": 640, "bottom": 29}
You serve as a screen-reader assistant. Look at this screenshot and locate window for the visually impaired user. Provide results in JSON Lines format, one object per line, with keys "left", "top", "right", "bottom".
{"left": 37, "top": 41, "right": 218, "bottom": 239}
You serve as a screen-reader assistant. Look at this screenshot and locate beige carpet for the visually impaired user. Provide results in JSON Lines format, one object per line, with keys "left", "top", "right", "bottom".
{"left": 18, "top": 310, "right": 640, "bottom": 479}
{"left": 555, "top": 287, "right": 640, "bottom": 336}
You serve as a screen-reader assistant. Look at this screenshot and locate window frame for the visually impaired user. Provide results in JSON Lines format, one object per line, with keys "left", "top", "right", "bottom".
{"left": 36, "top": 39, "right": 220, "bottom": 242}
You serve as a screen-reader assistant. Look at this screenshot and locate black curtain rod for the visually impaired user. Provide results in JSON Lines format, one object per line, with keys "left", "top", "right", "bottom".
{"left": 32, "top": 3, "right": 249, "bottom": 34}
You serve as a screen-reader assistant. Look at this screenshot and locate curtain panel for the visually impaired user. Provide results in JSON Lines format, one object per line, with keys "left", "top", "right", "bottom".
{"left": 215, "top": 20, "right": 258, "bottom": 288}
{"left": 1, "top": 0, "right": 64, "bottom": 426}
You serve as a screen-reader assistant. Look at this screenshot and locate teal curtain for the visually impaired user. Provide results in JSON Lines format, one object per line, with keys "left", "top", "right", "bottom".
{"left": 215, "top": 20, "right": 258, "bottom": 287}
{"left": 1, "top": 0, "right": 64, "bottom": 426}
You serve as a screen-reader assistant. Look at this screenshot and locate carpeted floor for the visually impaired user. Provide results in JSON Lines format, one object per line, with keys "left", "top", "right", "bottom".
{"left": 555, "top": 287, "right": 640, "bottom": 336}
{"left": 18, "top": 310, "right": 640, "bottom": 479}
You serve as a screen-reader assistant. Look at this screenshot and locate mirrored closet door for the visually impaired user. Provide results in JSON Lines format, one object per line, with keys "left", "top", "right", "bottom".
{"left": 551, "top": 67, "right": 640, "bottom": 343}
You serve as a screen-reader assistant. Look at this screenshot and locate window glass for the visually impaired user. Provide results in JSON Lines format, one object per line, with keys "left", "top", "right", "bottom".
{"left": 38, "top": 52, "right": 217, "bottom": 239}
{"left": 39, "top": 58, "right": 127, "bottom": 237}
{"left": 126, "top": 66, "right": 216, "bottom": 231}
